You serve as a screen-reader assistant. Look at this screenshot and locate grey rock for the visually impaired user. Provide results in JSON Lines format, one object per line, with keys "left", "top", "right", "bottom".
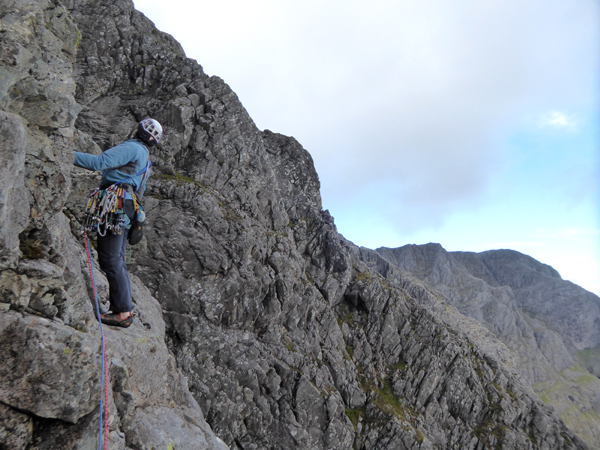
{"left": 0, "top": 311, "right": 100, "bottom": 423}
{"left": 374, "top": 244, "right": 600, "bottom": 447}
{"left": 0, "top": 0, "right": 228, "bottom": 448}
{"left": 0, "top": 111, "right": 29, "bottom": 270}
{"left": 0, "top": 403, "right": 33, "bottom": 450}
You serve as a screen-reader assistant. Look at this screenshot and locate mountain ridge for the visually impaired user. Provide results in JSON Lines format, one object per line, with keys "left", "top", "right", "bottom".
{"left": 374, "top": 244, "right": 600, "bottom": 444}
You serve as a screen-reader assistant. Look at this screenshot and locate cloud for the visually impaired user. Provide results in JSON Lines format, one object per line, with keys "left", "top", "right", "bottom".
{"left": 135, "top": 0, "right": 600, "bottom": 293}
{"left": 539, "top": 111, "right": 578, "bottom": 129}
{"left": 135, "top": 0, "right": 599, "bottom": 234}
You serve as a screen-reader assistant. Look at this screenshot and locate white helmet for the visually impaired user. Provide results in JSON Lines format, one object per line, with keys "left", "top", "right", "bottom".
{"left": 137, "top": 118, "right": 163, "bottom": 146}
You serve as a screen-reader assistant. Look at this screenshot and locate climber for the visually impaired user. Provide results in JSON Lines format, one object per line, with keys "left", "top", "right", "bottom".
{"left": 74, "top": 118, "right": 162, "bottom": 328}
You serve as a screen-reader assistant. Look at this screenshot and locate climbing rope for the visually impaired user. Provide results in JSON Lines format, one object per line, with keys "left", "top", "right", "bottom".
{"left": 83, "top": 233, "right": 109, "bottom": 450}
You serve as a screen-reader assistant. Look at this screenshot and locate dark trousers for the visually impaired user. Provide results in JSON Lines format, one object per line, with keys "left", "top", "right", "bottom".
{"left": 96, "top": 200, "right": 134, "bottom": 313}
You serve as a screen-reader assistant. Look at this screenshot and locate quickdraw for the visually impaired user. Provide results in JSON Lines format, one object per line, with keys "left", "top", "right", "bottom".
{"left": 82, "top": 186, "right": 135, "bottom": 236}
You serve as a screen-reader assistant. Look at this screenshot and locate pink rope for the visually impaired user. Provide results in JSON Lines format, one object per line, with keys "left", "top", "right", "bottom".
{"left": 84, "top": 234, "right": 109, "bottom": 450}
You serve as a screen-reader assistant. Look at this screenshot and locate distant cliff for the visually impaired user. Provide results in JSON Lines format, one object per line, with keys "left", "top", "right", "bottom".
{"left": 373, "top": 244, "right": 600, "bottom": 445}
{"left": 0, "top": 0, "right": 597, "bottom": 449}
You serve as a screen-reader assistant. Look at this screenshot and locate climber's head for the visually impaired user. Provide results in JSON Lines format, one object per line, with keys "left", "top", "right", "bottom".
{"left": 137, "top": 118, "right": 163, "bottom": 146}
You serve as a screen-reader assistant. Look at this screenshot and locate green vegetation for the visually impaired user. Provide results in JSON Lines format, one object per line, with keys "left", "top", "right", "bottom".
{"left": 283, "top": 338, "right": 297, "bottom": 353}
{"left": 360, "top": 376, "right": 407, "bottom": 420}
{"left": 19, "top": 238, "right": 45, "bottom": 259}
{"left": 345, "top": 345, "right": 354, "bottom": 360}
{"left": 304, "top": 273, "right": 315, "bottom": 285}
{"left": 345, "top": 407, "right": 365, "bottom": 428}
{"left": 504, "top": 385, "right": 518, "bottom": 402}
{"left": 74, "top": 29, "right": 81, "bottom": 50}
{"left": 391, "top": 360, "right": 407, "bottom": 372}
{"left": 336, "top": 311, "right": 354, "bottom": 327}
{"left": 532, "top": 364, "right": 600, "bottom": 448}
{"left": 380, "top": 278, "right": 393, "bottom": 291}
{"left": 160, "top": 171, "right": 197, "bottom": 184}
{"left": 537, "top": 391, "right": 552, "bottom": 404}
{"left": 472, "top": 422, "right": 507, "bottom": 450}
{"left": 73, "top": 322, "right": 89, "bottom": 333}
{"left": 269, "top": 229, "right": 288, "bottom": 238}
{"left": 560, "top": 432, "right": 574, "bottom": 446}
{"left": 527, "top": 431, "right": 538, "bottom": 445}
{"left": 353, "top": 271, "right": 373, "bottom": 283}
{"left": 577, "top": 344, "right": 600, "bottom": 368}
{"left": 576, "top": 371, "right": 599, "bottom": 385}
{"left": 534, "top": 363, "right": 600, "bottom": 406}
{"left": 415, "top": 429, "right": 424, "bottom": 443}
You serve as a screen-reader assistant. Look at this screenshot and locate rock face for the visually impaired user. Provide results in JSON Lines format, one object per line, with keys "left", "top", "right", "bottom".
{"left": 0, "top": 0, "right": 596, "bottom": 449}
{"left": 0, "top": 1, "right": 226, "bottom": 448}
{"left": 374, "top": 244, "right": 600, "bottom": 446}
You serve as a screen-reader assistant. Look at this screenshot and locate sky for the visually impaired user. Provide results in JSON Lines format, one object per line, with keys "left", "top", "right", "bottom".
{"left": 133, "top": 0, "right": 600, "bottom": 295}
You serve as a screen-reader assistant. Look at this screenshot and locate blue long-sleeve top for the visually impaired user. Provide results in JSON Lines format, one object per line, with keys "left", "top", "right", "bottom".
{"left": 74, "top": 139, "right": 150, "bottom": 199}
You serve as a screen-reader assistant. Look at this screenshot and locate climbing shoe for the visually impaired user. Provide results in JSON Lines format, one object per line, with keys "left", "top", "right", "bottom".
{"left": 100, "top": 313, "right": 133, "bottom": 328}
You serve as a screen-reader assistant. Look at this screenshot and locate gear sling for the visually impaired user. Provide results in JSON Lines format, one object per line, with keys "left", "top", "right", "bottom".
{"left": 82, "top": 157, "right": 150, "bottom": 241}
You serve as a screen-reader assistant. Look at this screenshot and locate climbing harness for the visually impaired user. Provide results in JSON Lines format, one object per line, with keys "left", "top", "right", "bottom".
{"left": 83, "top": 233, "right": 109, "bottom": 450}
{"left": 82, "top": 157, "right": 151, "bottom": 237}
